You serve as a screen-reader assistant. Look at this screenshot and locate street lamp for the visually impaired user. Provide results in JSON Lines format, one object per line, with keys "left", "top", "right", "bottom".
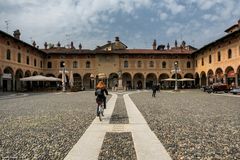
{"left": 62, "top": 62, "right": 66, "bottom": 92}
{"left": 174, "top": 61, "right": 178, "bottom": 91}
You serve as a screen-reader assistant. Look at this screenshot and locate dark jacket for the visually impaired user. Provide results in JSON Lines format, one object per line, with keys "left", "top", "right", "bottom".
{"left": 95, "top": 88, "right": 108, "bottom": 99}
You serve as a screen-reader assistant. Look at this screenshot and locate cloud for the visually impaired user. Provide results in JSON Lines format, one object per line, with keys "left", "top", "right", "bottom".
{"left": 159, "top": 12, "right": 168, "bottom": 20}
{"left": 162, "top": 0, "right": 185, "bottom": 15}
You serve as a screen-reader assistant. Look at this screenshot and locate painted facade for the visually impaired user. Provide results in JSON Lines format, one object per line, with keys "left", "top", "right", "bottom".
{"left": 0, "top": 20, "right": 239, "bottom": 91}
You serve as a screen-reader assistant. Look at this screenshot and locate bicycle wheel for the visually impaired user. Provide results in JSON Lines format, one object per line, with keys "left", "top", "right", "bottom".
{"left": 98, "top": 105, "right": 102, "bottom": 121}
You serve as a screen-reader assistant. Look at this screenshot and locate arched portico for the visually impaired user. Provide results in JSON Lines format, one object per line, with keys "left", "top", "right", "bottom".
{"left": 207, "top": 69, "right": 214, "bottom": 85}
{"left": 146, "top": 73, "right": 157, "bottom": 89}
{"left": 122, "top": 72, "right": 132, "bottom": 90}
{"left": 237, "top": 66, "right": 240, "bottom": 87}
{"left": 215, "top": 68, "right": 223, "bottom": 83}
{"left": 3, "top": 67, "right": 14, "bottom": 91}
{"left": 15, "top": 69, "right": 24, "bottom": 91}
{"left": 83, "top": 73, "right": 91, "bottom": 89}
{"left": 133, "top": 73, "right": 144, "bottom": 89}
{"left": 200, "top": 71, "right": 207, "bottom": 87}
{"left": 225, "top": 66, "right": 235, "bottom": 85}
{"left": 73, "top": 73, "right": 82, "bottom": 89}
{"left": 108, "top": 73, "right": 118, "bottom": 89}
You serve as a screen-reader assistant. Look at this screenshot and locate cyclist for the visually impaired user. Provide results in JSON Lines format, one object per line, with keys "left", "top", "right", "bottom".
{"left": 95, "top": 81, "right": 108, "bottom": 109}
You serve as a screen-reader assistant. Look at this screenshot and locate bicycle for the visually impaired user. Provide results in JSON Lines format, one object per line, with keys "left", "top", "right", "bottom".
{"left": 96, "top": 98, "right": 104, "bottom": 121}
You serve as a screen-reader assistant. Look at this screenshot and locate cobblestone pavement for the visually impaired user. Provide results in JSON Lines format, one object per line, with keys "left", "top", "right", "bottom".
{"left": 110, "top": 94, "right": 129, "bottom": 124}
{"left": 0, "top": 91, "right": 111, "bottom": 159}
{"left": 98, "top": 132, "right": 137, "bottom": 160}
{"left": 130, "top": 90, "right": 240, "bottom": 159}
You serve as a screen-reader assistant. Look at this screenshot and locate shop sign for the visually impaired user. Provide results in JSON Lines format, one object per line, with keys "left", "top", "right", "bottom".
{"left": 3, "top": 73, "right": 12, "bottom": 79}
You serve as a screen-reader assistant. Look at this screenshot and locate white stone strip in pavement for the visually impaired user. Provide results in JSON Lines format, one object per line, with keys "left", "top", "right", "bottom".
{"left": 124, "top": 94, "right": 172, "bottom": 160}
{"left": 64, "top": 93, "right": 117, "bottom": 160}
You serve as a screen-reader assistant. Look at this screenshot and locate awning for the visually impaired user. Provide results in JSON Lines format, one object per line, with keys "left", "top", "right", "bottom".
{"left": 161, "top": 78, "right": 176, "bottom": 81}
{"left": 20, "top": 75, "right": 61, "bottom": 81}
{"left": 178, "top": 78, "right": 195, "bottom": 81}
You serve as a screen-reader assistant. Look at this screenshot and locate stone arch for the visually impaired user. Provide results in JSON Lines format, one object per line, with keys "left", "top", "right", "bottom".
{"left": 122, "top": 72, "right": 132, "bottom": 90}
{"left": 215, "top": 68, "right": 223, "bottom": 83}
{"left": 15, "top": 69, "right": 24, "bottom": 91}
{"left": 207, "top": 69, "right": 214, "bottom": 85}
{"left": 133, "top": 73, "right": 144, "bottom": 89}
{"left": 3, "top": 66, "right": 14, "bottom": 91}
{"left": 171, "top": 73, "right": 182, "bottom": 79}
{"left": 195, "top": 72, "right": 200, "bottom": 87}
{"left": 46, "top": 73, "right": 55, "bottom": 77}
{"left": 25, "top": 70, "right": 31, "bottom": 77}
{"left": 33, "top": 71, "right": 38, "bottom": 76}
{"left": 146, "top": 73, "right": 157, "bottom": 89}
{"left": 200, "top": 71, "right": 207, "bottom": 86}
{"left": 159, "top": 73, "right": 169, "bottom": 81}
{"left": 83, "top": 73, "right": 91, "bottom": 89}
{"left": 73, "top": 73, "right": 82, "bottom": 89}
{"left": 108, "top": 72, "right": 118, "bottom": 89}
{"left": 225, "top": 66, "right": 235, "bottom": 85}
{"left": 184, "top": 73, "right": 194, "bottom": 78}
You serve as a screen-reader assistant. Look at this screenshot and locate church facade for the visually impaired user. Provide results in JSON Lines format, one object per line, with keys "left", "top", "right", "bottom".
{"left": 0, "top": 20, "right": 240, "bottom": 91}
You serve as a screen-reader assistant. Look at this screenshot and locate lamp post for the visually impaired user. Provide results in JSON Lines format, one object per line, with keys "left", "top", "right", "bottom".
{"left": 90, "top": 73, "right": 95, "bottom": 89}
{"left": 62, "top": 63, "right": 66, "bottom": 92}
{"left": 174, "top": 61, "right": 178, "bottom": 91}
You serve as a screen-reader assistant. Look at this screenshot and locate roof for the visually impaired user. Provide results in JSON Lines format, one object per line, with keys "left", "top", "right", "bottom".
{"left": 193, "top": 29, "right": 240, "bottom": 55}
{"left": 0, "top": 30, "right": 46, "bottom": 55}
{"left": 225, "top": 24, "right": 239, "bottom": 33}
{"left": 41, "top": 48, "right": 93, "bottom": 54}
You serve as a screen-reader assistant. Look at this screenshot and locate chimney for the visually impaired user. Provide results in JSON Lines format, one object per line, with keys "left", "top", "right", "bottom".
{"left": 182, "top": 41, "right": 186, "bottom": 48}
{"left": 79, "top": 43, "right": 82, "bottom": 50}
{"left": 71, "top": 41, "right": 75, "bottom": 49}
{"left": 107, "top": 41, "right": 111, "bottom": 44}
{"left": 115, "top": 36, "right": 119, "bottom": 42}
{"left": 32, "top": 41, "right": 36, "bottom": 47}
{"left": 44, "top": 42, "right": 48, "bottom": 49}
{"left": 13, "top": 29, "right": 21, "bottom": 39}
{"left": 238, "top": 19, "right": 240, "bottom": 27}
{"left": 167, "top": 43, "right": 170, "bottom": 50}
{"left": 152, "top": 39, "right": 157, "bottom": 50}
{"left": 57, "top": 41, "right": 61, "bottom": 47}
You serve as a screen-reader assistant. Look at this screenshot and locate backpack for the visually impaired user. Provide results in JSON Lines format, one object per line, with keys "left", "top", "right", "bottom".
{"left": 96, "top": 88, "right": 103, "bottom": 96}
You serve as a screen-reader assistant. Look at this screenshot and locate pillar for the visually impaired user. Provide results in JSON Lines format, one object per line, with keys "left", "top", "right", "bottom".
{"left": 143, "top": 78, "right": 146, "bottom": 89}
{"left": 199, "top": 76, "right": 202, "bottom": 87}
{"left": 235, "top": 73, "right": 238, "bottom": 87}
{"left": 12, "top": 76, "right": 15, "bottom": 91}
{"left": 206, "top": 76, "right": 209, "bottom": 86}
{"left": 223, "top": 74, "right": 227, "bottom": 84}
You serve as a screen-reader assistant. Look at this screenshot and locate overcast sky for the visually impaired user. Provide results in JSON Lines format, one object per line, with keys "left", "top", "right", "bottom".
{"left": 0, "top": 0, "right": 239, "bottom": 49}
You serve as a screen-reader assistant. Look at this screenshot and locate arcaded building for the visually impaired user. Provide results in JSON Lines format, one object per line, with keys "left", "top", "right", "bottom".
{"left": 0, "top": 20, "right": 240, "bottom": 92}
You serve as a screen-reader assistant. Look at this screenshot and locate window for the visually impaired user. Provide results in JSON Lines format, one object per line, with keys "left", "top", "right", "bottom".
{"left": 149, "top": 61, "right": 154, "bottom": 68}
{"left": 86, "top": 61, "right": 90, "bottom": 68}
{"left": 73, "top": 61, "right": 78, "bottom": 68}
{"left": 187, "top": 61, "right": 191, "bottom": 68}
{"left": 47, "top": 62, "right": 52, "bottom": 68}
{"left": 195, "top": 60, "right": 197, "bottom": 67}
{"left": 26, "top": 56, "right": 30, "bottom": 65}
{"left": 209, "top": 55, "right": 212, "bottom": 64}
{"left": 6, "top": 49, "right": 11, "bottom": 60}
{"left": 228, "top": 49, "right": 232, "bottom": 59}
{"left": 34, "top": 59, "right": 37, "bottom": 66}
{"left": 18, "top": 53, "right": 21, "bottom": 63}
{"left": 124, "top": 60, "right": 128, "bottom": 68}
{"left": 217, "top": 51, "right": 221, "bottom": 61}
{"left": 162, "top": 61, "right": 166, "bottom": 68}
{"left": 7, "top": 41, "right": 10, "bottom": 45}
{"left": 201, "top": 58, "right": 204, "bottom": 66}
{"left": 137, "top": 61, "right": 142, "bottom": 68}
{"left": 40, "top": 61, "right": 43, "bottom": 68}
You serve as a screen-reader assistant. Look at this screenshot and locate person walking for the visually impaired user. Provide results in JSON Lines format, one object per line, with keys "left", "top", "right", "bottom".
{"left": 152, "top": 83, "right": 157, "bottom": 97}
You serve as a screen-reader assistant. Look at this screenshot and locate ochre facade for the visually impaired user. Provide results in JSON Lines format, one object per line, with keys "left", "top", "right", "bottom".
{"left": 0, "top": 20, "right": 240, "bottom": 91}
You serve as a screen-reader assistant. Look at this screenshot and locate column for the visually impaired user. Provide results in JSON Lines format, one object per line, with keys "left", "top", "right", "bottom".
{"left": 143, "top": 78, "right": 146, "bottom": 89}
{"left": 223, "top": 74, "right": 227, "bottom": 84}
{"left": 0, "top": 75, "right": 2, "bottom": 91}
{"left": 235, "top": 73, "right": 238, "bottom": 87}
{"left": 131, "top": 79, "right": 133, "bottom": 89}
{"left": 206, "top": 76, "right": 209, "bottom": 86}
{"left": 12, "top": 76, "right": 15, "bottom": 91}
{"left": 199, "top": 76, "right": 202, "bottom": 87}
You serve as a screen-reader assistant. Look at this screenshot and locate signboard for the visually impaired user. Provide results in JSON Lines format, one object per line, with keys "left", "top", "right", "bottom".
{"left": 3, "top": 73, "right": 12, "bottom": 79}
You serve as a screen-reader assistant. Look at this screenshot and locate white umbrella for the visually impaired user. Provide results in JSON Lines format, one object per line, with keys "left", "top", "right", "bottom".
{"left": 178, "top": 78, "right": 195, "bottom": 81}
{"left": 161, "top": 78, "right": 176, "bottom": 81}
{"left": 20, "top": 75, "right": 61, "bottom": 81}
